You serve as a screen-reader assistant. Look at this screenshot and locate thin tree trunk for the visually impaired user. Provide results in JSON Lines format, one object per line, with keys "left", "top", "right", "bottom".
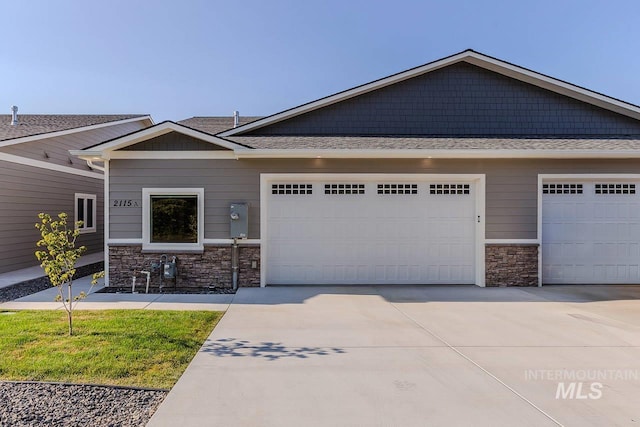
{"left": 68, "top": 282, "right": 73, "bottom": 336}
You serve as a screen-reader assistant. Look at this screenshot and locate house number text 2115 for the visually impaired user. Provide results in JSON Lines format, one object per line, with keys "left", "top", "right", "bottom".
{"left": 112, "top": 200, "right": 140, "bottom": 207}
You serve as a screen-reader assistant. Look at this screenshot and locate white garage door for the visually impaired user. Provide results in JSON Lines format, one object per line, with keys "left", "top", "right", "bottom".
{"left": 265, "top": 178, "right": 477, "bottom": 285}
{"left": 542, "top": 181, "right": 640, "bottom": 284}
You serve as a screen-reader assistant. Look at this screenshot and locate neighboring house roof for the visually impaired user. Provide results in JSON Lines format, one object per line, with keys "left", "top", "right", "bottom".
{"left": 219, "top": 49, "right": 640, "bottom": 137}
{"left": 0, "top": 114, "right": 151, "bottom": 142}
{"left": 178, "top": 116, "right": 262, "bottom": 135}
{"left": 0, "top": 114, "right": 153, "bottom": 179}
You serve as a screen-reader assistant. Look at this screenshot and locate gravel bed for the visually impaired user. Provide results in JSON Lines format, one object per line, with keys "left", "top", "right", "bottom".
{"left": 0, "top": 279, "right": 52, "bottom": 303}
{"left": 0, "top": 382, "right": 167, "bottom": 427}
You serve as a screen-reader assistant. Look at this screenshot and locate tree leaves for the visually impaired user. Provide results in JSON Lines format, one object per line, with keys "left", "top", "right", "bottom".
{"left": 35, "top": 212, "right": 103, "bottom": 335}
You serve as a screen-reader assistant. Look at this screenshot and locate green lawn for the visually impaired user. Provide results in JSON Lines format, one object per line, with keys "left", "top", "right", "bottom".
{"left": 0, "top": 310, "right": 222, "bottom": 389}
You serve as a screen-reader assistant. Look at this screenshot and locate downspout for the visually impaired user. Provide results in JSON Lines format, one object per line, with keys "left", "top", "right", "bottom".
{"left": 86, "top": 159, "right": 105, "bottom": 172}
{"left": 232, "top": 238, "right": 239, "bottom": 290}
{"left": 103, "top": 160, "right": 110, "bottom": 286}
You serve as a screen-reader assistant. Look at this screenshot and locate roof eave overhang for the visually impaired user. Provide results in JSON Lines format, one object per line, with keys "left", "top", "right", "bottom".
{"left": 71, "top": 147, "right": 640, "bottom": 160}
{"left": 234, "top": 149, "right": 640, "bottom": 159}
{"left": 70, "top": 121, "right": 246, "bottom": 159}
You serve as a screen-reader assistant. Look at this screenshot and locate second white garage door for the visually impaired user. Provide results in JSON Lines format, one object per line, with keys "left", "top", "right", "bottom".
{"left": 265, "top": 177, "right": 477, "bottom": 285}
{"left": 542, "top": 180, "right": 640, "bottom": 284}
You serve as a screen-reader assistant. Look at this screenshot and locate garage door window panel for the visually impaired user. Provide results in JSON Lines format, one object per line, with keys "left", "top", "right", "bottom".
{"left": 272, "top": 184, "right": 313, "bottom": 195}
{"left": 324, "top": 184, "right": 365, "bottom": 195}
{"left": 595, "top": 183, "right": 635, "bottom": 194}
{"left": 430, "top": 184, "right": 470, "bottom": 195}
{"left": 542, "top": 183, "right": 583, "bottom": 194}
{"left": 377, "top": 184, "right": 418, "bottom": 195}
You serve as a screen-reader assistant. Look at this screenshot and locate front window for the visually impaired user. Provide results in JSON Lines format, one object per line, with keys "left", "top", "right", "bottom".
{"left": 75, "top": 193, "right": 96, "bottom": 233}
{"left": 151, "top": 195, "right": 198, "bottom": 243}
{"left": 142, "top": 188, "right": 204, "bottom": 251}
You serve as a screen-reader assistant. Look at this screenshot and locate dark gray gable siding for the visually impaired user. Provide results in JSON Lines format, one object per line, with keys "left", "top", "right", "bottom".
{"left": 121, "top": 131, "right": 229, "bottom": 151}
{"left": 247, "top": 62, "right": 640, "bottom": 136}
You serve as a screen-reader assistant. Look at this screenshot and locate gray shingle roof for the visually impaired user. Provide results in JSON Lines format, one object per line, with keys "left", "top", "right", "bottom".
{"left": 178, "top": 116, "right": 262, "bottom": 135}
{"left": 226, "top": 135, "right": 640, "bottom": 151}
{"left": 0, "top": 114, "right": 148, "bottom": 141}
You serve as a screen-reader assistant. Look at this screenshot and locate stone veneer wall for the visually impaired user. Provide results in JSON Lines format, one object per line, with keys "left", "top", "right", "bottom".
{"left": 109, "top": 245, "right": 261, "bottom": 289}
{"left": 485, "top": 244, "right": 538, "bottom": 287}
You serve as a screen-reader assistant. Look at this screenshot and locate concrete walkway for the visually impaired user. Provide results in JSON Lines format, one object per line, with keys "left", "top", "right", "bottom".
{"left": 0, "top": 274, "right": 232, "bottom": 312}
{"left": 0, "top": 252, "right": 104, "bottom": 289}
{"left": 147, "top": 285, "right": 640, "bottom": 427}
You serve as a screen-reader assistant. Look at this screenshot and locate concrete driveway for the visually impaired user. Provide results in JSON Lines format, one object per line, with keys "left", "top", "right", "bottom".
{"left": 148, "top": 285, "right": 640, "bottom": 427}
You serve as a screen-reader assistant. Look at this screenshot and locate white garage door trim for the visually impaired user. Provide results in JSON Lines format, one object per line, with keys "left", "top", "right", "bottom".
{"left": 260, "top": 173, "right": 486, "bottom": 287}
{"left": 538, "top": 174, "right": 640, "bottom": 286}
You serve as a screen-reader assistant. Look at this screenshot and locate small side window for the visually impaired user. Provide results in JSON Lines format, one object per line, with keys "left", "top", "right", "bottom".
{"left": 75, "top": 193, "right": 97, "bottom": 233}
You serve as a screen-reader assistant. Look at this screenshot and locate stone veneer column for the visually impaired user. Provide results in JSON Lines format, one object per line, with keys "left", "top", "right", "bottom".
{"left": 485, "top": 244, "right": 539, "bottom": 287}
{"left": 108, "top": 245, "right": 261, "bottom": 289}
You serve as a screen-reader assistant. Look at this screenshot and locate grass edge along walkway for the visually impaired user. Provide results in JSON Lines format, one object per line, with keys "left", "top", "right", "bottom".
{"left": 0, "top": 309, "right": 223, "bottom": 389}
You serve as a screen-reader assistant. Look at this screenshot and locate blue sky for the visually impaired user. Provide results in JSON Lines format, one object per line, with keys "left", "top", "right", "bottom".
{"left": 2, "top": 0, "right": 639, "bottom": 122}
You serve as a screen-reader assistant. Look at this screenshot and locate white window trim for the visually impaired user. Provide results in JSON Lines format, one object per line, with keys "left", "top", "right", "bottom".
{"left": 75, "top": 193, "right": 97, "bottom": 234}
{"left": 142, "top": 188, "right": 204, "bottom": 252}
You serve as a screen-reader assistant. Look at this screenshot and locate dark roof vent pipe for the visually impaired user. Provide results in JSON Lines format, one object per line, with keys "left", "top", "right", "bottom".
{"left": 233, "top": 110, "right": 239, "bottom": 128}
{"left": 10, "top": 105, "right": 18, "bottom": 125}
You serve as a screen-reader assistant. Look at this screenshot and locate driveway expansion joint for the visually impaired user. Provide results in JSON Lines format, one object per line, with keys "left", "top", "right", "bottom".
{"left": 388, "top": 300, "right": 565, "bottom": 427}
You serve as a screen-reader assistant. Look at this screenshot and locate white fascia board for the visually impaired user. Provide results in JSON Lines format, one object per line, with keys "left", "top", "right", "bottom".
{"left": 221, "top": 50, "right": 640, "bottom": 136}
{"left": 235, "top": 149, "right": 640, "bottom": 159}
{"left": 0, "top": 116, "right": 153, "bottom": 149}
{"left": 108, "top": 151, "right": 237, "bottom": 160}
{"left": 0, "top": 151, "right": 103, "bottom": 179}
{"left": 73, "top": 122, "right": 246, "bottom": 160}
{"left": 539, "top": 173, "right": 640, "bottom": 180}
{"left": 72, "top": 149, "right": 239, "bottom": 161}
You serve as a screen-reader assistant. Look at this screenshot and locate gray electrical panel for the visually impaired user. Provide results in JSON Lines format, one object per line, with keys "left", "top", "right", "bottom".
{"left": 230, "top": 203, "right": 248, "bottom": 239}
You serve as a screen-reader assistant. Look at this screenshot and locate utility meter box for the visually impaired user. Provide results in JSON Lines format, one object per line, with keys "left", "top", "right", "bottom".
{"left": 230, "top": 203, "right": 248, "bottom": 239}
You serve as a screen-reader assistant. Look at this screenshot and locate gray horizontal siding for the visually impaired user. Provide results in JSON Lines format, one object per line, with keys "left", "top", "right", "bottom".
{"left": 247, "top": 62, "right": 640, "bottom": 137}
{"left": 108, "top": 158, "right": 640, "bottom": 242}
{"left": 0, "top": 160, "right": 104, "bottom": 274}
{"left": 0, "top": 120, "right": 148, "bottom": 172}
